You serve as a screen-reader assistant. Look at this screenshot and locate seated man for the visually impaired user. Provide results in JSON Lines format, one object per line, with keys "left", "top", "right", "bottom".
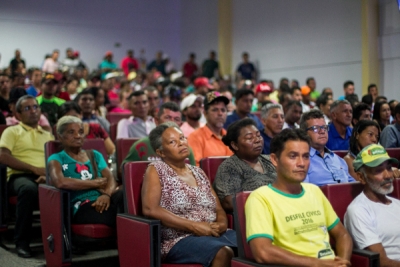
{"left": 245, "top": 129, "right": 352, "bottom": 265}
{"left": 117, "top": 90, "right": 156, "bottom": 138}
{"left": 345, "top": 144, "right": 400, "bottom": 265}
{"left": 326, "top": 100, "right": 353, "bottom": 151}
{"left": 300, "top": 109, "right": 355, "bottom": 186}
{"left": 352, "top": 103, "right": 372, "bottom": 126}
{"left": 122, "top": 102, "right": 195, "bottom": 165}
{"left": 282, "top": 100, "right": 302, "bottom": 129}
{"left": 259, "top": 103, "right": 284, "bottom": 154}
{"left": 188, "top": 91, "right": 233, "bottom": 166}
{"left": 0, "top": 95, "right": 54, "bottom": 258}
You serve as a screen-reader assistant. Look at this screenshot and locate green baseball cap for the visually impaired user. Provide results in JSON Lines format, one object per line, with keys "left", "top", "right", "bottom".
{"left": 353, "top": 144, "right": 399, "bottom": 171}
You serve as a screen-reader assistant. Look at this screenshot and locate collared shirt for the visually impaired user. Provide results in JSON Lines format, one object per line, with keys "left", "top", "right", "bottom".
{"left": 187, "top": 125, "right": 233, "bottom": 166}
{"left": 304, "top": 147, "right": 354, "bottom": 186}
{"left": 326, "top": 123, "right": 352, "bottom": 151}
{"left": 380, "top": 123, "right": 400, "bottom": 148}
{"left": 260, "top": 130, "right": 272, "bottom": 154}
{"left": 180, "top": 121, "right": 205, "bottom": 137}
{"left": 117, "top": 115, "right": 155, "bottom": 139}
{"left": 0, "top": 122, "right": 54, "bottom": 179}
{"left": 224, "top": 110, "right": 263, "bottom": 130}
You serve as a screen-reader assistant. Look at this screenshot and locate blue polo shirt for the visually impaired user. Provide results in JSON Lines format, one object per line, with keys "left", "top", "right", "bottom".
{"left": 304, "top": 147, "right": 355, "bottom": 186}
{"left": 224, "top": 110, "right": 263, "bottom": 130}
{"left": 326, "top": 123, "right": 352, "bottom": 151}
{"left": 260, "top": 130, "right": 272, "bottom": 154}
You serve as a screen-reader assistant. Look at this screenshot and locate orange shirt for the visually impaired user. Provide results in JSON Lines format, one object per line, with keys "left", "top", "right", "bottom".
{"left": 187, "top": 125, "right": 233, "bottom": 166}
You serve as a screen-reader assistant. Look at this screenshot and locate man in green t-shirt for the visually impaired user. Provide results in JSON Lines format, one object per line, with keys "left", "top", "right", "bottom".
{"left": 122, "top": 102, "right": 196, "bottom": 166}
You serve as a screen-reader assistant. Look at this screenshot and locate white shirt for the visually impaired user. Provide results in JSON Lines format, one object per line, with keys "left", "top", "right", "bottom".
{"left": 344, "top": 192, "right": 400, "bottom": 260}
{"left": 42, "top": 58, "right": 59, "bottom": 73}
{"left": 283, "top": 122, "right": 299, "bottom": 129}
{"left": 117, "top": 116, "right": 155, "bottom": 139}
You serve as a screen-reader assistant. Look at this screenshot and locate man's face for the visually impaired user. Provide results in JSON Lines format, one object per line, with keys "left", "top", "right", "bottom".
{"left": 359, "top": 109, "right": 372, "bottom": 121}
{"left": 344, "top": 85, "right": 355, "bottom": 96}
{"left": 15, "top": 50, "right": 21, "bottom": 58}
{"left": 359, "top": 162, "right": 394, "bottom": 195}
{"left": 305, "top": 118, "right": 328, "bottom": 149}
{"left": 158, "top": 108, "right": 182, "bottom": 126}
{"left": 270, "top": 140, "right": 310, "bottom": 184}
{"left": 17, "top": 98, "right": 41, "bottom": 126}
{"left": 78, "top": 93, "right": 94, "bottom": 114}
{"left": 0, "top": 76, "right": 10, "bottom": 93}
{"left": 130, "top": 94, "right": 149, "bottom": 119}
{"left": 263, "top": 108, "right": 284, "bottom": 137}
{"left": 308, "top": 79, "right": 316, "bottom": 90}
{"left": 286, "top": 105, "right": 303, "bottom": 124}
{"left": 184, "top": 99, "right": 203, "bottom": 121}
{"left": 243, "top": 54, "right": 249, "bottom": 62}
{"left": 369, "top": 86, "right": 378, "bottom": 97}
{"left": 390, "top": 101, "right": 399, "bottom": 117}
{"left": 332, "top": 103, "right": 352, "bottom": 126}
{"left": 42, "top": 81, "right": 57, "bottom": 96}
{"left": 31, "top": 70, "right": 42, "bottom": 85}
{"left": 205, "top": 101, "right": 227, "bottom": 129}
{"left": 53, "top": 52, "right": 59, "bottom": 60}
{"left": 236, "top": 94, "right": 253, "bottom": 114}
{"left": 292, "top": 90, "right": 302, "bottom": 101}
{"left": 67, "top": 50, "right": 73, "bottom": 58}
{"left": 146, "top": 90, "right": 160, "bottom": 111}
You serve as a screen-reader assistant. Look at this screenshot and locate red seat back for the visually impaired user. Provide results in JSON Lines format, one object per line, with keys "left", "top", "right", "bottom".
{"left": 333, "top": 150, "right": 347, "bottom": 158}
{"left": 233, "top": 191, "right": 254, "bottom": 260}
{"left": 110, "top": 123, "right": 118, "bottom": 142}
{"left": 319, "top": 182, "right": 364, "bottom": 222}
{"left": 123, "top": 162, "right": 151, "bottom": 215}
{"left": 106, "top": 113, "right": 131, "bottom": 125}
{"left": 386, "top": 148, "right": 400, "bottom": 161}
{"left": 116, "top": 138, "right": 140, "bottom": 170}
{"left": 199, "top": 156, "right": 228, "bottom": 184}
{"left": 391, "top": 178, "right": 400, "bottom": 199}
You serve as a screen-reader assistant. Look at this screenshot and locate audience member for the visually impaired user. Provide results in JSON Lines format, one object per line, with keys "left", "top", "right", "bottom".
{"left": 367, "top": 84, "right": 379, "bottom": 103}
{"left": 252, "top": 82, "right": 274, "bottom": 111}
{"left": 326, "top": 100, "right": 353, "bottom": 151}
{"left": 61, "top": 48, "right": 79, "bottom": 74}
{"left": 345, "top": 144, "right": 400, "bottom": 264}
{"left": 345, "top": 93, "right": 359, "bottom": 108}
{"left": 245, "top": 129, "right": 352, "bottom": 265}
{"left": 291, "top": 87, "right": 309, "bottom": 113}
{"left": 0, "top": 74, "right": 11, "bottom": 114}
{"left": 147, "top": 51, "right": 166, "bottom": 75}
{"left": 214, "top": 118, "right": 276, "bottom": 211}
{"left": 0, "top": 95, "right": 54, "bottom": 258}
{"left": 352, "top": 103, "right": 372, "bottom": 126}
{"left": 202, "top": 50, "right": 220, "bottom": 79}
{"left": 194, "top": 77, "right": 213, "bottom": 96}
{"left": 123, "top": 102, "right": 195, "bottom": 165}
{"left": 64, "top": 76, "right": 79, "bottom": 100}
{"left": 9, "top": 49, "right": 26, "bottom": 76}
{"left": 373, "top": 101, "right": 391, "bottom": 131}
{"left": 300, "top": 109, "right": 354, "bottom": 186}
{"left": 182, "top": 53, "right": 198, "bottom": 79}
{"left": 26, "top": 68, "right": 42, "bottom": 97}
{"left": 388, "top": 99, "right": 399, "bottom": 123}
{"left": 109, "top": 88, "right": 132, "bottom": 114}
{"left": 144, "top": 86, "right": 161, "bottom": 113}
{"left": 361, "top": 94, "right": 373, "bottom": 108}
{"left": 306, "top": 77, "right": 319, "bottom": 101}
{"left": 180, "top": 94, "right": 204, "bottom": 137}
{"left": 283, "top": 100, "right": 302, "bottom": 129}
{"left": 322, "top": 87, "right": 333, "bottom": 98}
{"left": 142, "top": 122, "right": 236, "bottom": 266}
{"left": 380, "top": 103, "right": 400, "bottom": 148}
{"left": 99, "top": 51, "right": 117, "bottom": 80}
{"left": 316, "top": 93, "right": 333, "bottom": 124}
{"left": 90, "top": 86, "right": 107, "bottom": 118}
{"left": 120, "top": 49, "right": 139, "bottom": 77}
{"left": 224, "top": 89, "right": 263, "bottom": 130}
{"left": 236, "top": 52, "right": 256, "bottom": 81}
{"left": 188, "top": 91, "right": 233, "bottom": 166}
{"left": 220, "top": 88, "right": 235, "bottom": 114}
{"left": 259, "top": 103, "right": 284, "bottom": 154}
{"left": 338, "top": 81, "right": 355, "bottom": 101}
{"left": 117, "top": 90, "right": 155, "bottom": 138}
{"left": 42, "top": 50, "right": 59, "bottom": 73}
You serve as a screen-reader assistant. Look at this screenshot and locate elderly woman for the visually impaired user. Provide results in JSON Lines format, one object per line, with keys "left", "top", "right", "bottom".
{"left": 58, "top": 102, "right": 115, "bottom": 156}
{"left": 213, "top": 118, "right": 276, "bottom": 211}
{"left": 142, "top": 122, "right": 236, "bottom": 267}
{"left": 48, "top": 116, "right": 123, "bottom": 228}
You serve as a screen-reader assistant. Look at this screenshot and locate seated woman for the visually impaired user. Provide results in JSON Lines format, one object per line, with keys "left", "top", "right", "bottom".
{"left": 373, "top": 101, "right": 391, "bottom": 130}
{"left": 344, "top": 120, "right": 400, "bottom": 179}
{"left": 142, "top": 122, "right": 236, "bottom": 267}
{"left": 214, "top": 118, "right": 277, "bottom": 211}
{"left": 58, "top": 102, "right": 115, "bottom": 156}
{"left": 48, "top": 116, "right": 123, "bottom": 228}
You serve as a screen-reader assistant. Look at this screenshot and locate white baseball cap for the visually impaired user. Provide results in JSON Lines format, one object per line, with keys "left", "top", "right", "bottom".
{"left": 180, "top": 94, "right": 203, "bottom": 111}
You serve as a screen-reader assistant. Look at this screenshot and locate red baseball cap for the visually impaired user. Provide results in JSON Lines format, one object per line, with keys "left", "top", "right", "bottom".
{"left": 255, "top": 82, "right": 272, "bottom": 94}
{"left": 194, "top": 77, "right": 214, "bottom": 89}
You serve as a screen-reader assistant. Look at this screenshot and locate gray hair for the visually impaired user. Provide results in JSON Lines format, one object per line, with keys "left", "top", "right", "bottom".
{"left": 56, "top": 115, "right": 83, "bottom": 136}
{"left": 16, "top": 95, "right": 37, "bottom": 113}
{"left": 149, "top": 121, "right": 180, "bottom": 151}
{"left": 330, "top": 100, "right": 351, "bottom": 113}
{"left": 299, "top": 109, "right": 325, "bottom": 130}
{"left": 260, "top": 103, "right": 283, "bottom": 119}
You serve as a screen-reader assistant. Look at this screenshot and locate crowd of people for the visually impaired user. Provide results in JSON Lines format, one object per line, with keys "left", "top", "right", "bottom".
{"left": 1, "top": 47, "right": 400, "bottom": 266}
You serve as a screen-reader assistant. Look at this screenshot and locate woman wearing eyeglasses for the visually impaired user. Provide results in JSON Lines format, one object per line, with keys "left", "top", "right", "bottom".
{"left": 300, "top": 109, "right": 355, "bottom": 186}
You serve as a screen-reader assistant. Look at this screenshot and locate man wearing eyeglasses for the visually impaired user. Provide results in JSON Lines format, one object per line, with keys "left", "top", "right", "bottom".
{"left": 0, "top": 95, "right": 54, "bottom": 258}
{"left": 300, "top": 109, "right": 354, "bottom": 186}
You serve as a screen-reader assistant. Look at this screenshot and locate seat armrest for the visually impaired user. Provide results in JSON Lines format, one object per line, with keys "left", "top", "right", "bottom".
{"left": 351, "top": 248, "right": 380, "bottom": 267}
{"left": 0, "top": 164, "right": 7, "bottom": 228}
{"left": 117, "top": 214, "right": 161, "bottom": 267}
{"left": 232, "top": 257, "right": 283, "bottom": 267}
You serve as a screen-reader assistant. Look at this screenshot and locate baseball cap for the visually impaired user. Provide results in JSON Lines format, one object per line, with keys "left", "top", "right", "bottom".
{"left": 204, "top": 91, "right": 229, "bottom": 108}
{"left": 255, "top": 82, "right": 272, "bottom": 94}
{"left": 180, "top": 94, "right": 203, "bottom": 111}
{"left": 353, "top": 144, "right": 399, "bottom": 172}
{"left": 194, "top": 77, "right": 214, "bottom": 89}
{"left": 42, "top": 73, "right": 57, "bottom": 84}
{"left": 301, "top": 86, "right": 311, "bottom": 96}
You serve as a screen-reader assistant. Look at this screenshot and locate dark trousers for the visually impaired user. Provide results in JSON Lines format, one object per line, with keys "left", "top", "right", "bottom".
{"left": 8, "top": 174, "right": 39, "bottom": 247}
{"left": 72, "top": 189, "right": 124, "bottom": 228}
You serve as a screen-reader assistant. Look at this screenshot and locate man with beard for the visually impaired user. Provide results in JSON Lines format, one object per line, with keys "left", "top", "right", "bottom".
{"left": 188, "top": 91, "right": 233, "bottom": 166}
{"left": 345, "top": 144, "right": 400, "bottom": 265}
{"left": 180, "top": 94, "right": 204, "bottom": 137}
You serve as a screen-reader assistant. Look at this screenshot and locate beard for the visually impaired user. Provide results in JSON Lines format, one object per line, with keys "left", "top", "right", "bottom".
{"left": 187, "top": 113, "right": 201, "bottom": 121}
{"left": 366, "top": 178, "right": 394, "bottom": 195}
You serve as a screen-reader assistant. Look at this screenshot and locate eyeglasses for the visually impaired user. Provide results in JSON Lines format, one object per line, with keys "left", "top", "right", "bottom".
{"left": 21, "top": 105, "right": 40, "bottom": 112}
{"left": 306, "top": 125, "right": 329, "bottom": 133}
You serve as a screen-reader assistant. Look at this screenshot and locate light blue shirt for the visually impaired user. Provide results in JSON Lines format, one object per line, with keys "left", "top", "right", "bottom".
{"left": 304, "top": 147, "right": 355, "bottom": 186}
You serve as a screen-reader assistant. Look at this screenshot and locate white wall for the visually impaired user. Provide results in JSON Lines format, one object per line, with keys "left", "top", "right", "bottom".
{"left": 379, "top": 0, "right": 400, "bottom": 101}
{"left": 232, "top": 0, "right": 362, "bottom": 98}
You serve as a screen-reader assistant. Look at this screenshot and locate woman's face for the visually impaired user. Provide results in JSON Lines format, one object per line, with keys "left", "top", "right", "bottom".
{"left": 95, "top": 89, "right": 105, "bottom": 107}
{"left": 321, "top": 99, "right": 333, "bottom": 117}
{"left": 357, "top": 126, "right": 379, "bottom": 150}
{"left": 60, "top": 123, "right": 84, "bottom": 148}
{"left": 233, "top": 125, "right": 263, "bottom": 158}
{"left": 159, "top": 127, "right": 189, "bottom": 161}
{"left": 380, "top": 103, "right": 391, "bottom": 122}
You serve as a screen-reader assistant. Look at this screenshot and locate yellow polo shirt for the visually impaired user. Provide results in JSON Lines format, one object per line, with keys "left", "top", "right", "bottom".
{"left": 0, "top": 122, "right": 54, "bottom": 179}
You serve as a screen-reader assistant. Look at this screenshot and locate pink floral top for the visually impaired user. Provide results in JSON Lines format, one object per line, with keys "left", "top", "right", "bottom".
{"left": 150, "top": 161, "right": 217, "bottom": 259}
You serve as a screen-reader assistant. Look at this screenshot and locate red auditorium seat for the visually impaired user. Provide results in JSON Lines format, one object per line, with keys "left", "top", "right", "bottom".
{"left": 333, "top": 150, "right": 348, "bottom": 158}
{"left": 39, "top": 139, "right": 114, "bottom": 267}
{"left": 117, "top": 162, "right": 202, "bottom": 267}
{"left": 232, "top": 190, "right": 379, "bottom": 267}
{"left": 386, "top": 148, "right": 400, "bottom": 161}
{"left": 110, "top": 123, "right": 118, "bottom": 142}
{"left": 115, "top": 138, "right": 139, "bottom": 180}
{"left": 106, "top": 112, "right": 131, "bottom": 125}
{"left": 199, "top": 156, "right": 228, "bottom": 184}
